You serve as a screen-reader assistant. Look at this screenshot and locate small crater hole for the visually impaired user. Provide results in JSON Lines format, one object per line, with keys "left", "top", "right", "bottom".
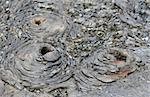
{"left": 34, "top": 20, "right": 41, "bottom": 25}
{"left": 40, "top": 47, "right": 51, "bottom": 55}
{"left": 110, "top": 50, "right": 127, "bottom": 62}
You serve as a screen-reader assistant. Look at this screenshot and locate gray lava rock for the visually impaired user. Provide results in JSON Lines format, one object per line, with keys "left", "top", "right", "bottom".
{"left": 0, "top": 0, "right": 150, "bottom": 97}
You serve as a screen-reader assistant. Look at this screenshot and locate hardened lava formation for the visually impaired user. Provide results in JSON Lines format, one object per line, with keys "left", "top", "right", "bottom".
{"left": 1, "top": 40, "right": 72, "bottom": 90}
{"left": 0, "top": 0, "right": 150, "bottom": 97}
{"left": 74, "top": 48, "right": 138, "bottom": 90}
{"left": 0, "top": 0, "right": 74, "bottom": 96}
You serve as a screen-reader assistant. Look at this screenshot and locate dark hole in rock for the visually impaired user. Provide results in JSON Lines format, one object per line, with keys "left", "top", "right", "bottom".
{"left": 111, "top": 50, "right": 127, "bottom": 62}
{"left": 40, "top": 47, "right": 51, "bottom": 55}
{"left": 34, "top": 20, "right": 41, "bottom": 25}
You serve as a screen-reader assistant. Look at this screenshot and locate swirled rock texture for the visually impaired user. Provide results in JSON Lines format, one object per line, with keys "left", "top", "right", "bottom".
{"left": 2, "top": 40, "right": 72, "bottom": 89}
{"left": 0, "top": 0, "right": 150, "bottom": 97}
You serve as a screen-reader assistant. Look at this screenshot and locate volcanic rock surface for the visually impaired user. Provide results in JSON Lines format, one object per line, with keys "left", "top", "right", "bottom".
{"left": 0, "top": 0, "right": 150, "bottom": 97}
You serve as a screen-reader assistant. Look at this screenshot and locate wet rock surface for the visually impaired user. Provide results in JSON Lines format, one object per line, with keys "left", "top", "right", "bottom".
{"left": 0, "top": 0, "right": 150, "bottom": 97}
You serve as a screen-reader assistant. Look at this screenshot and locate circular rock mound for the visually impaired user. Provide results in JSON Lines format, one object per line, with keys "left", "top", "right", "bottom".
{"left": 1, "top": 40, "right": 72, "bottom": 90}
{"left": 74, "top": 48, "right": 137, "bottom": 90}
